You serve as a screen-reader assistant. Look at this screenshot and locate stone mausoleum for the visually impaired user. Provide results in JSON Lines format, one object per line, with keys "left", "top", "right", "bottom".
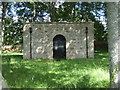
{"left": 23, "top": 22, "right": 94, "bottom": 60}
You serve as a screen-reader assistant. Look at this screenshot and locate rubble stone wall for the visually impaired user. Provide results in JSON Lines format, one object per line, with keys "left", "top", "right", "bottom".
{"left": 23, "top": 22, "right": 94, "bottom": 59}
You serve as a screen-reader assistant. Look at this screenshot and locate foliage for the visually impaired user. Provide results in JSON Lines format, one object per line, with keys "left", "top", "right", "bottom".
{"left": 2, "top": 2, "right": 107, "bottom": 45}
{"left": 4, "top": 19, "right": 23, "bottom": 45}
{"left": 1, "top": 2, "right": 24, "bottom": 45}
{"left": 2, "top": 50, "right": 110, "bottom": 88}
{"left": 94, "top": 20, "right": 107, "bottom": 41}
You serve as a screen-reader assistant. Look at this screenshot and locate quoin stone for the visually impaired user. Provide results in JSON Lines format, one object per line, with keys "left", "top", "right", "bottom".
{"left": 23, "top": 22, "right": 94, "bottom": 60}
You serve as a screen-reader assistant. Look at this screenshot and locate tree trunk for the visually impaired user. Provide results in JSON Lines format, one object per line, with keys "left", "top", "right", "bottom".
{"left": 49, "top": 2, "right": 56, "bottom": 22}
{"left": 2, "top": 2, "right": 7, "bottom": 46}
{"left": 0, "top": 2, "right": 2, "bottom": 54}
{"left": 118, "top": 1, "right": 120, "bottom": 88}
{"left": 107, "top": 2, "right": 120, "bottom": 88}
{"left": 32, "top": 2, "right": 36, "bottom": 22}
{"left": 72, "top": 3, "right": 76, "bottom": 22}
{"left": 0, "top": 2, "right": 9, "bottom": 89}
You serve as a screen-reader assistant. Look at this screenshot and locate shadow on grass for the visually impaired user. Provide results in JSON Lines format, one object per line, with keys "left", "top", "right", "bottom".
{"left": 2, "top": 51, "right": 110, "bottom": 88}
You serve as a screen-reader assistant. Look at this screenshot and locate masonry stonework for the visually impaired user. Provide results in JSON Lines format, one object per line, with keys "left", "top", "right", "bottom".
{"left": 23, "top": 22, "right": 94, "bottom": 60}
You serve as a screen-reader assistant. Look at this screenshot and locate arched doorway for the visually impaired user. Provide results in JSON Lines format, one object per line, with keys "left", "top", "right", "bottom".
{"left": 53, "top": 34, "right": 66, "bottom": 60}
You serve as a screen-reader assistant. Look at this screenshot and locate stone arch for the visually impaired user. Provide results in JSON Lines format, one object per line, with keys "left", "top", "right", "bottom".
{"left": 53, "top": 34, "right": 66, "bottom": 60}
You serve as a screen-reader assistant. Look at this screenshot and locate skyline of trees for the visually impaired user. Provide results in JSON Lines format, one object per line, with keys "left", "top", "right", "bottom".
{"left": 0, "top": 2, "right": 107, "bottom": 45}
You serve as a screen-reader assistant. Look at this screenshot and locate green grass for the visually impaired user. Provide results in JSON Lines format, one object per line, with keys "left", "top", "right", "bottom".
{"left": 2, "top": 50, "right": 110, "bottom": 88}
{"left": 1, "top": 52, "right": 23, "bottom": 56}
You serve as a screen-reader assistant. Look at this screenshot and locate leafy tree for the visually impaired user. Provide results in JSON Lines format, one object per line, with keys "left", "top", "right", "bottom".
{"left": 3, "top": 2, "right": 107, "bottom": 45}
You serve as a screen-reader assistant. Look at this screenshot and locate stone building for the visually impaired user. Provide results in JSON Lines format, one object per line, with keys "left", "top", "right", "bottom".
{"left": 23, "top": 22, "right": 94, "bottom": 60}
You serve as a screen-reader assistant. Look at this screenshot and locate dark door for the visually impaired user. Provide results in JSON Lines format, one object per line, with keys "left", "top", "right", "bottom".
{"left": 53, "top": 35, "right": 66, "bottom": 60}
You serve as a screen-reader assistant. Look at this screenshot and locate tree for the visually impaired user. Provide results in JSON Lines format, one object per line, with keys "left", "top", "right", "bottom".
{"left": 0, "top": 2, "right": 9, "bottom": 89}
{"left": 0, "top": 2, "right": 2, "bottom": 54}
{"left": 107, "top": 2, "right": 120, "bottom": 88}
{"left": 2, "top": 2, "right": 107, "bottom": 45}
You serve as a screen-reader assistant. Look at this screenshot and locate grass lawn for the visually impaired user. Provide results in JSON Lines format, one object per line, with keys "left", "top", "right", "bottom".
{"left": 2, "top": 50, "right": 110, "bottom": 88}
